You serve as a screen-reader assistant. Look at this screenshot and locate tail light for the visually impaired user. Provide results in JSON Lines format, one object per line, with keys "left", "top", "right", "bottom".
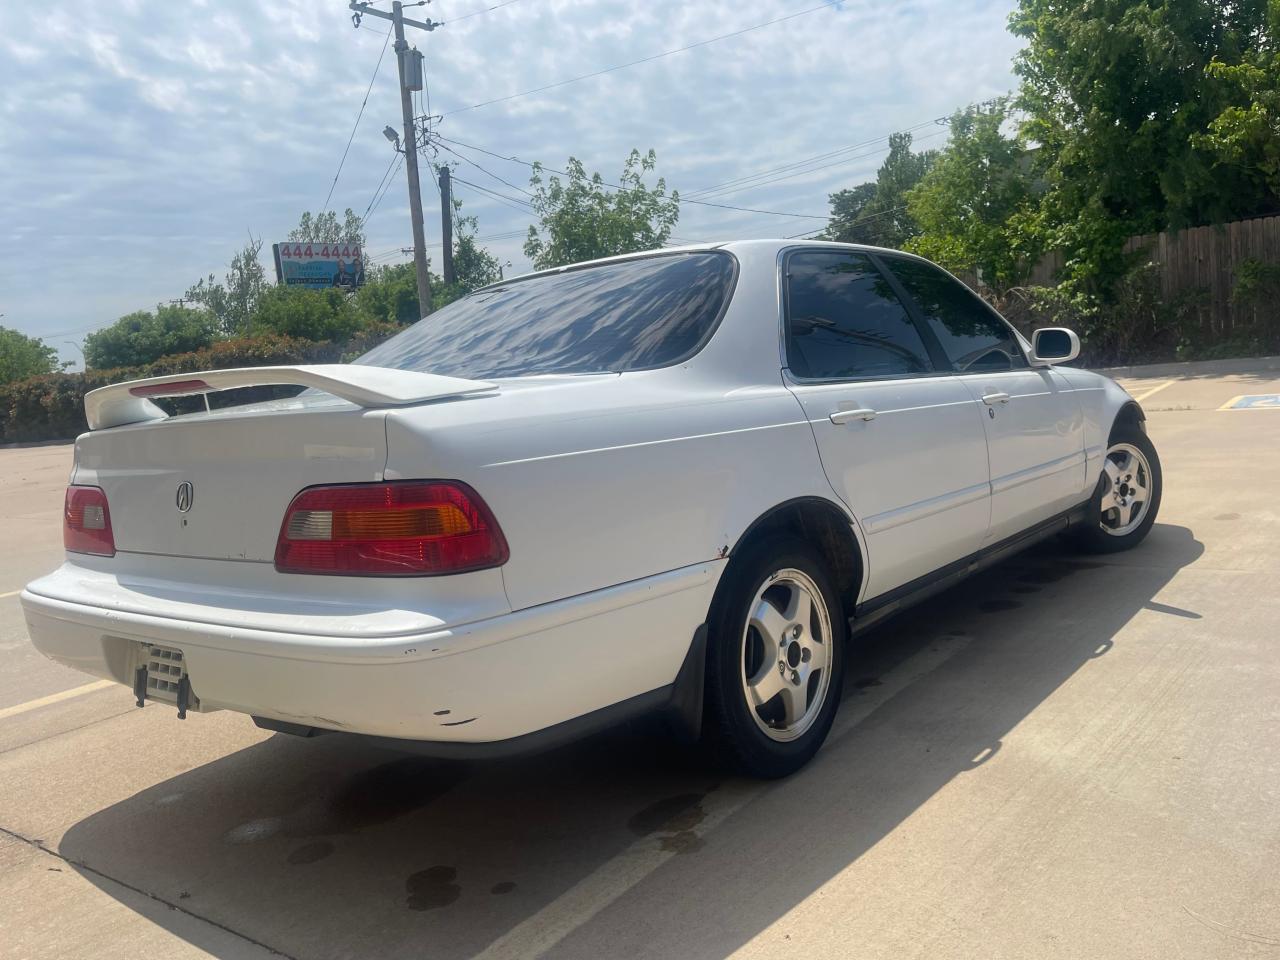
{"left": 274, "top": 481, "right": 509, "bottom": 576}
{"left": 64, "top": 485, "right": 115, "bottom": 557}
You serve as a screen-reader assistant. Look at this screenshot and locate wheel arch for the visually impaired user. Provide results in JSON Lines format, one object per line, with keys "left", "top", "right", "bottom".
{"left": 1109, "top": 400, "right": 1147, "bottom": 442}
{"left": 723, "top": 496, "right": 864, "bottom": 617}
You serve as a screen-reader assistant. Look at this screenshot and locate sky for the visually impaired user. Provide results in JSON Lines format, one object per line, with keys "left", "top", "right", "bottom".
{"left": 0, "top": 0, "right": 1024, "bottom": 367}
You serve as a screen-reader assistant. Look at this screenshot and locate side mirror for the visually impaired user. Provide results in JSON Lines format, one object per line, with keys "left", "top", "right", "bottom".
{"left": 1031, "top": 327, "right": 1081, "bottom": 366}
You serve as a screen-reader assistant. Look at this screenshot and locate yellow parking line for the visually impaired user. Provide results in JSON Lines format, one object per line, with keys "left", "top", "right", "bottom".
{"left": 1131, "top": 380, "right": 1174, "bottom": 403}
{"left": 0, "top": 680, "right": 117, "bottom": 722}
{"left": 0, "top": 589, "right": 23, "bottom": 600}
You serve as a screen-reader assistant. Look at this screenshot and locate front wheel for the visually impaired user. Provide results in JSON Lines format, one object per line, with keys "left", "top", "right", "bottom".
{"left": 1074, "top": 425, "right": 1162, "bottom": 553}
{"left": 702, "top": 536, "right": 846, "bottom": 778}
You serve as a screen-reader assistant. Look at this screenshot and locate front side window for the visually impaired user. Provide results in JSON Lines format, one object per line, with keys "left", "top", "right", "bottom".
{"left": 885, "top": 256, "right": 1028, "bottom": 372}
{"left": 785, "top": 251, "right": 935, "bottom": 380}
{"left": 354, "top": 252, "right": 736, "bottom": 379}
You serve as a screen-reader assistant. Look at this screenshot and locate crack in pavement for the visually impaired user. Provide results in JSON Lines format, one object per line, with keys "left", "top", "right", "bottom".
{"left": 0, "top": 823, "right": 299, "bottom": 960}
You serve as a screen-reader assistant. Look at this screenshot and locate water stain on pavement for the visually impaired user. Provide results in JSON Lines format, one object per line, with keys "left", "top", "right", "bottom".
{"left": 406, "top": 865, "right": 461, "bottom": 911}
{"left": 853, "top": 677, "right": 883, "bottom": 689}
{"left": 980, "top": 599, "right": 1022, "bottom": 613}
{"left": 627, "top": 793, "right": 705, "bottom": 837}
{"left": 490, "top": 881, "right": 517, "bottom": 895}
{"left": 287, "top": 841, "right": 335, "bottom": 865}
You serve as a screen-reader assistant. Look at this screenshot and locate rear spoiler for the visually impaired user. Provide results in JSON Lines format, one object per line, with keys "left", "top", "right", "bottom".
{"left": 84, "top": 365, "right": 497, "bottom": 430}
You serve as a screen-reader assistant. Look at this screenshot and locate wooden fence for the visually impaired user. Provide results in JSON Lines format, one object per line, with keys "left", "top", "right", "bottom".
{"left": 1026, "top": 214, "right": 1280, "bottom": 336}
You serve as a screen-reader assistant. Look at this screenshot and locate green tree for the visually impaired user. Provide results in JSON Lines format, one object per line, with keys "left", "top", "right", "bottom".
{"left": 0, "top": 327, "right": 59, "bottom": 384}
{"left": 288, "top": 209, "right": 366, "bottom": 249}
{"left": 906, "top": 101, "right": 1043, "bottom": 294}
{"left": 83, "top": 305, "right": 219, "bottom": 370}
{"left": 451, "top": 213, "right": 504, "bottom": 294}
{"left": 827, "top": 133, "right": 937, "bottom": 248}
{"left": 524, "top": 149, "right": 679, "bottom": 270}
{"left": 248, "top": 286, "right": 362, "bottom": 343}
{"left": 1198, "top": 1, "right": 1280, "bottom": 197}
{"left": 184, "top": 236, "right": 269, "bottom": 336}
{"left": 1010, "top": 0, "right": 1272, "bottom": 293}
{"left": 353, "top": 263, "right": 424, "bottom": 328}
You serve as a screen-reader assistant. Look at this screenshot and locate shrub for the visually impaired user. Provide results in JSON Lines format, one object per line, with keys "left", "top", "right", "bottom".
{"left": 0, "top": 330, "right": 398, "bottom": 444}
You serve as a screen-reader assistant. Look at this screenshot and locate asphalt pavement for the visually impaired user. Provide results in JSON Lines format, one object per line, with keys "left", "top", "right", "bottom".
{"left": 1, "top": 357, "right": 1278, "bottom": 960}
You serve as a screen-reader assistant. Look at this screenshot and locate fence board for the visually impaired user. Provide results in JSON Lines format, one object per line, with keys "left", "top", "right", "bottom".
{"left": 1034, "top": 214, "right": 1280, "bottom": 338}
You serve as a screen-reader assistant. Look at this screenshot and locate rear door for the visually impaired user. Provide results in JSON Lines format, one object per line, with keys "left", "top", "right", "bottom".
{"left": 881, "top": 255, "right": 1085, "bottom": 544}
{"left": 782, "top": 249, "right": 991, "bottom": 601}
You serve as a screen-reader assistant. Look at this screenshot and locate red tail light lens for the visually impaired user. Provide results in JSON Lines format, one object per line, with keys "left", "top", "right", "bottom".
{"left": 274, "top": 481, "right": 509, "bottom": 576}
{"left": 64, "top": 485, "right": 115, "bottom": 557}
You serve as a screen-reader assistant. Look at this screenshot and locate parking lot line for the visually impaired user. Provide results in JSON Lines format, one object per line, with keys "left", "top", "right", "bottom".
{"left": 0, "top": 680, "right": 116, "bottom": 722}
{"left": 1130, "top": 380, "right": 1174, "bottom": 403}
{"left": 0, "top": 589, "right": 22, "bottom": 600}
{"left": 471, "top": 636, "right": 969, "bottom": 960}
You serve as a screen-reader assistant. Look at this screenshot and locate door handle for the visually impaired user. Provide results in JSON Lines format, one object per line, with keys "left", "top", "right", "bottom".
{"left": 982, "top": 392, "right": 1012, "bottom": 405}
{"left": 830, "top": 408, "right": 877, "bottom": 424}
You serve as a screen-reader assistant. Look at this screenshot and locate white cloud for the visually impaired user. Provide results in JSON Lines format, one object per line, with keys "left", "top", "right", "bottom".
{"left": 0, "top": 0, "right": 1023, "bottom": 360}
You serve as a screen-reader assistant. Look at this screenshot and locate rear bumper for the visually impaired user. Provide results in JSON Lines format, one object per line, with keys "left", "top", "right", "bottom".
{"left": 20, "top": 561, "right": 721, "bottom": 744}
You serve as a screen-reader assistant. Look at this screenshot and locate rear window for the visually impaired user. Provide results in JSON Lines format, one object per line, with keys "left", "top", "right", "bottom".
{"left": 354, "top": 251, "right": 737, "bottom": 379}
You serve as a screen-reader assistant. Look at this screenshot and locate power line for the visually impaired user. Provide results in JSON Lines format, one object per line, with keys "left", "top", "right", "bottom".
{"left": 361, "top": 151, "right": 401, "bottom": 221}
{"left": 435, "top": 135, "right": 832, "bottom": 220}
{"left": 365, "top": 154, "right": 405, "bottom": 223}
{"left": 443, "top": 0, "right": 842, "bottom": 116}
{"left": 433, "top": 140, "right": 536, "bottom": 198}
{"left": 320, "top": 24, "right": 393, "bottom": 215}
{"left": 450, "top": 174, "right": 537, "bottom": 215}
{"left": 686, "top": 122, "right": 945, "bottom": 201}
{"left": 444, "top": 0, "right": 525, "bottom": 25}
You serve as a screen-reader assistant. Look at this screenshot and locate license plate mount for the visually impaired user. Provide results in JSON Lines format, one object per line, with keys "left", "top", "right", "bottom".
{"left": 132, "top": 643, "right": 199, "bottom": 718}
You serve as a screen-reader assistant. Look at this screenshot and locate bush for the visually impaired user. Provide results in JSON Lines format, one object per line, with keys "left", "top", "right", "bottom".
{"left": 249, "top": 286, "right": 363, "bottom": 342}
{"left": 0, "top": 330, "right": 398, "bottom": 444}
{"left": 83, "top": 305, "right": 219, "bottom": 370}
{"left": 0, "top": 327, "right": 60, "bottom": 385}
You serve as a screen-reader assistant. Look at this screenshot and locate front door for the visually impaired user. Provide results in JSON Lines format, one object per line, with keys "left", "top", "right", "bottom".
{"left": 879, "top": 254, "right": 1086, "bottom": 543}
{"left": 782, "top": 249, "right": 992, "bottom": 601}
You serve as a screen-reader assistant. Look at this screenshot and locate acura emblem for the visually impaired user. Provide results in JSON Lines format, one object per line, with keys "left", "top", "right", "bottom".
{"left": 175, "top": 481, "right": 194, "bottom": 514}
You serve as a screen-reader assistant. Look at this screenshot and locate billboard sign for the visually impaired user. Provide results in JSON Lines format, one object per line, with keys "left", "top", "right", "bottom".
{"left": 272, "top": 241, "right": 365, "bottom": 289}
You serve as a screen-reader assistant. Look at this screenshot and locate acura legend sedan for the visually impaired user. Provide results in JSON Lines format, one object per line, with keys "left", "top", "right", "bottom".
{"left": 22, "top": 241, "right": 1161, "bottom": 777}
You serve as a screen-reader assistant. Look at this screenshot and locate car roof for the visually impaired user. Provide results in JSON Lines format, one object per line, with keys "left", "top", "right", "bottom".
{"left": 474, "top": 239, "right": 930, "bottom": 293}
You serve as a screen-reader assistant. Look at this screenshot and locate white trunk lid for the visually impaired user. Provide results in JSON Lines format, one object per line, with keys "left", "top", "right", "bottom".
{"left": 73, "top": 401, "right": 390, "bottom": 562}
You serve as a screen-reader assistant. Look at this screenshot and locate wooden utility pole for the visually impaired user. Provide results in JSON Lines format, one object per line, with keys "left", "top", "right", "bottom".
{"left": 349, "top": 1, "right": 437, "bottom": 316}
{"left": 439, "top": 165, "right": 455, "bottom": 285}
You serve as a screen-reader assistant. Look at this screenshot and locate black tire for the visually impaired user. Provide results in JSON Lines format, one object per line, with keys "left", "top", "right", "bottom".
{"left": 1073, "top": 423, "right": 1162, "bottom": 554}
{"left": 702, "top": 535, "right": 846, "bottom": 778}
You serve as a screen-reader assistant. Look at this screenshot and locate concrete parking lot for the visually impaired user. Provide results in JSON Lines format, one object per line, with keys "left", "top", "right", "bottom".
{"left": 1, "top": 357, "right": 1278, "bottom": 960}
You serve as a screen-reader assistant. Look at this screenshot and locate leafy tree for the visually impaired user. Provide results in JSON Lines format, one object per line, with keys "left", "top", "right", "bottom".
{"left": 184, "top": 236, "right": 269, "bottom": 336}
{"left": 1010, "top": 0, "right": 1272, "bottom": 293}
{"left": 524, "top": 149, "right": 679, "bottom": 270}
{"left": 0, "top": 327, "right": 59, "bottom": 384}
{"left": 83, "top": 305, "right": 219, "bottom": 370}
{"left": 827, "top": 133, "right": 937, "bottom": 248}
{"left": 353, "top": 263, "right": 425, "bottom": 328}
{"left": 248, "top": 286, "right": 362, "bottom": 343}
{"left": 288, "top": 209, "right": 366, "bottom": 249}
{"left": 1198, "top": 1, "right": 1280, "bottom": 197}
{"left": 906, "top": 101, "right": 1043, "bottom": 294}
{"left": 451, "top": 212, "right": 504, "bottom": 294}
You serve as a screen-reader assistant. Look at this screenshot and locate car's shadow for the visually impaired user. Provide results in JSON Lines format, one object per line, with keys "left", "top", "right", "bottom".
{"left": 60, "top": 524, "right": 1203, "bottom": 960}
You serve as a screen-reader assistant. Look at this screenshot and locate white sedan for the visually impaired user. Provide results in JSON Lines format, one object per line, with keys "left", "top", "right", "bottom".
{"left": 22, "top": 241, "right": 1161, "bottom": 777}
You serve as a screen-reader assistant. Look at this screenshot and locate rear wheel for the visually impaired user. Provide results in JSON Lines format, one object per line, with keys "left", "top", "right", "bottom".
{"left": 1074, "top": 425, "right": 1162, "bottom": 553}
{"left": 703, "top": 536, "right": 845, "bottom": 778}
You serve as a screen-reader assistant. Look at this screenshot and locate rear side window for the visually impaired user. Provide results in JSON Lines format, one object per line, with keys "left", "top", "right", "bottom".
{"left": 354, "top": 252, "right": 736, "bottom": 379}
{"left": 885, "top": 257, "right": 1027, "bottom": 372}
{"left": 785, "top": 251, "right": 934, "bottom": 380}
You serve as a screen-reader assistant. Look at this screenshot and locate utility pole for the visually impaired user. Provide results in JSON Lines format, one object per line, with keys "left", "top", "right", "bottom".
{"left": 350, "top": 1, "right": 438, "bottom": 316}
{"left": 439, "top": 165, "right": 455, "bottom": 285}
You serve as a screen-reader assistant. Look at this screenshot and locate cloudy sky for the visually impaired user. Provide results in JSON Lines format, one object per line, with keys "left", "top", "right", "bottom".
{"left": 0, "top": 0, "right": 1023, "bottom": 366}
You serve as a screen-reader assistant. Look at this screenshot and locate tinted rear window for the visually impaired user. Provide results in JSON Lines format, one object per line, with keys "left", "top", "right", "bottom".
{"left": 354, "top": 252, "right": 736, "bottom": 379}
